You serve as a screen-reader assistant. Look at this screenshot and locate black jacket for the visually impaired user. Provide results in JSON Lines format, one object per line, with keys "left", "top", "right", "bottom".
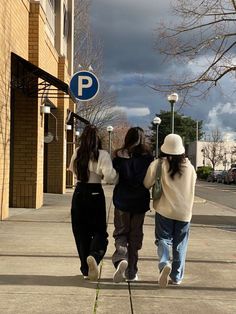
{"left": 113, "top": 151, "right": 154, "bottom": 213}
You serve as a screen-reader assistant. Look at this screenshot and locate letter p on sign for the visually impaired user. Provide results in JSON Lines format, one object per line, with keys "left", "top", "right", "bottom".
{"left": 69, "top": 71, "right": 99, "bottom": 101}
{"left": 78, "top": 76, "right": 93, "bottom": 96}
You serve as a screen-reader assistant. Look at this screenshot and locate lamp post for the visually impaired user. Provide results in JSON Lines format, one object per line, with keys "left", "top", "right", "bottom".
{"left": 106, "top": 125, "right": 114, "bottom": 156}
{"left": 167, "top": 92, "right": 178, "bottom": 133}
{"left": 153, "top": 116, "right": 161, "bottom": 158}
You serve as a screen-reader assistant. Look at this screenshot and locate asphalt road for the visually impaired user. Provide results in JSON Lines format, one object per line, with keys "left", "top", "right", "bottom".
{"left": 195, "top": 180, "right": 236, "bottom": 210}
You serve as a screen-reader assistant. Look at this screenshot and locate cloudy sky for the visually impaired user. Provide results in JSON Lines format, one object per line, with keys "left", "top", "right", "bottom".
{"left": 90, "top": 0, "right": 236, "bottom": 140}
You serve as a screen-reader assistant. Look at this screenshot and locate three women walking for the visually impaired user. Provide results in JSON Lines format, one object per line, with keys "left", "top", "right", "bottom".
{"left": 69, "top": 126, "right": 196, "bottom": 288}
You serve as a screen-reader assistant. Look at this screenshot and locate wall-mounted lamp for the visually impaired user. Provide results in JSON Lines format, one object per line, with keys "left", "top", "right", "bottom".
{"left": 66, "top": 124, "right": 72, "bottom": 130}
{"left": 40, "top": 105, "right": 51, "bottom": 114}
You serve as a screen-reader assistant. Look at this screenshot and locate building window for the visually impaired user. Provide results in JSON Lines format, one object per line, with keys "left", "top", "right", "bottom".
{"left": 46, "top": 0, "right": 56, "bottom": 43}
{"left": 63, "top": 4, "right": 69, "bottom": 39}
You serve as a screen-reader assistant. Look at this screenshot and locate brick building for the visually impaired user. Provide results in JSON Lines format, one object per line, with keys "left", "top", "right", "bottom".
{"left": 0, "top": 0, "right": 75, "bottom": 219}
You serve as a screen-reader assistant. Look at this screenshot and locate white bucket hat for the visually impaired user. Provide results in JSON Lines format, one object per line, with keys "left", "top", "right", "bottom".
{"left": 161, "top": 134, "right": 185, "bottom": 155}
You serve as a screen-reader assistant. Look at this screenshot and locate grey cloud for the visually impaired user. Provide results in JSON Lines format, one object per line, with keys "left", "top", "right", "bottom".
{"left": 91, "top": 0, "right": 172, "bottom": 74}
{"left": 89, "top": 0, "right": 236, "bottom": 134}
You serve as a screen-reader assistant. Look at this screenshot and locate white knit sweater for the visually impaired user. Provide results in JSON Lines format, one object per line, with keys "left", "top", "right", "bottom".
{"left": 144, "top": 158, "right": 196, "bottom": 222}
{"left": 68, "top": 148, "right": 117, "bottom": 184}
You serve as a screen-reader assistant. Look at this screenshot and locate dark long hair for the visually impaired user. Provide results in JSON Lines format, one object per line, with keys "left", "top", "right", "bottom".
{"left": 160, "top": 152, "right": 186, "bottom": 179}
{"left": 74, "top": 125, "right": 102, "bottom": 182}
{"left": 115, "top": 127, "right": 150, "bottom": 157}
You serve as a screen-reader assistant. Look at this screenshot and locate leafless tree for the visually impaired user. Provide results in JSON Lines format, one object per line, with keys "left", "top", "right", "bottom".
{"left": 152, "top": 0, "right": 236, "bottom": 103}
{"left": 202, "top": 128, "right": 224, "bottom": 170}
{"left": 74, "top": 0, "right": 103, "bottom": 73}
{"left": 77, "top": 86, "right": 127, "bottom": 129}
{"left": 74, "top": 0, "right": 123, "bottom": 128}
{"left": 230, "top": 145, "right": 236, "bottom": 164}
{"left": 99, "top": 121, "right": 131, "bottom": 154}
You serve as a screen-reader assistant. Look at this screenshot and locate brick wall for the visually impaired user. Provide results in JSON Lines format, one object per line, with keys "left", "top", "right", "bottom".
{"left": 0, "top": 1, "right": 30, "bottom": 219}
{"left": 0, "top": 1, "right": 74, "bottom": 219}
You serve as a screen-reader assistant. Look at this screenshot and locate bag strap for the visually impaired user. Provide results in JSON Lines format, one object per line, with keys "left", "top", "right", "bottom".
{"left": 155, "top": 159, "right": 162, "bottom": 181}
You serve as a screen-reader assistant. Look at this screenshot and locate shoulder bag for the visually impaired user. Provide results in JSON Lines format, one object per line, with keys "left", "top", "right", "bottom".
{"left": 152, "top": 159, "right": 163, "bottom": 200}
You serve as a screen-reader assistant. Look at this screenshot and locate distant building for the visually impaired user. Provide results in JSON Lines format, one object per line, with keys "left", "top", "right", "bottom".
{"left": 187, "top": 141, "right": 236, "bottom": 170}
{"left": 0, "top": 0, "right": 75, "bottom": 220}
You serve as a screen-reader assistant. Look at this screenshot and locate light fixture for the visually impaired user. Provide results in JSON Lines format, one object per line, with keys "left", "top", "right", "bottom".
{"left": 75, "top": 130, "right": 80, "bottom": 136}
{"left": 107, "top": 125, "right": 114, "bottom": 156}
{"left": 153, "top": 116, "right": 161, "bottom": 158}
{"left": 40, "top": 105, "right": 51, "bottom": 114}
{"left": 153, "top": 116, "right": 161, "bottom": 125}
{"left": 167, "top": 92, "right": 179, "bottom": 103}
{"left": 66, "top": 124, "right": 72, "bottom": 130}
{"left": 106, "top": 125, "right": 114, "bottom": 132}
{"left": 167, "top": 92, "right": 179, "bottom": 133}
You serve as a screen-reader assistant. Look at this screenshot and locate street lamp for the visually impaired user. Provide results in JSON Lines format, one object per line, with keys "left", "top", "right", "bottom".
{"left": 153, "top": 116, "right": 161, "bottom": 158}
{"left": 167, "top": 92, "right": 179, "bottom": 133}
{"left": 106, "top": 125, "right": 114, "bottom": 156}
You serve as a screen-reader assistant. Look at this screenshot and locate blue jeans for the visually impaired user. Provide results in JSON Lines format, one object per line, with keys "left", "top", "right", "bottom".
{"left": 155, "top": 213, "right": 190, "bottom": 283}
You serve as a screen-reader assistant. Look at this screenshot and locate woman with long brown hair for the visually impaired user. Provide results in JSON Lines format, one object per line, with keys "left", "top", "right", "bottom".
{"left": 144, "top": 134, "right": 196, "bottom": 288}
{"left": 69, "top": 125, "right": 117, "bottom": 280}
{"left": 112, "top": 127, "right": 153, "bottom": 283}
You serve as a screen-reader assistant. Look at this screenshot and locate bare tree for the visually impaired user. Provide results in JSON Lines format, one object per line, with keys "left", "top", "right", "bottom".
{"left": 202, "top": 128, "right": 224, "bottom": 170}
{"left": 74, "top": 0, "right": 103, "bottom": 73}
{"left": 77, "top": 86, "right": 127, "bottom": 129}
{"left": 74, "top": 0, "right": 122, "bottom": 127}
{"left": 152, "top": 0, "right": 236, "bottom": 102}
{"left": 230, "top": 145, "right": 236, "bottom": 165}
{"left": 99, "top": 121, "right": 131, "bottom": 154}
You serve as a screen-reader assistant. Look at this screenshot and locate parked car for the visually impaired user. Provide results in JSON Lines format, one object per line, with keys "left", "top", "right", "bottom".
{"left": 216, "top": 170, "right": 228, "bottom": 183}
{"left": 207, "top": 170, "right": 222, "bottom": 182}
{"left": 224, "top": 167, "right": 236, "bottom": 184}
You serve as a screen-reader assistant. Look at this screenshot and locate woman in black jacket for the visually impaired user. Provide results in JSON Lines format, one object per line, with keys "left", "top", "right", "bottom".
{"left": 112, "top": 127, "right": 153, "bottom": 282}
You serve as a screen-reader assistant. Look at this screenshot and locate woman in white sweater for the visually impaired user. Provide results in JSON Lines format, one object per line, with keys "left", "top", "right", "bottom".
{"left": 144, "top": 134, "right": 196, "bottom": 288}
{"left": 69, "top": 125, "right": 117, "bottom": 281}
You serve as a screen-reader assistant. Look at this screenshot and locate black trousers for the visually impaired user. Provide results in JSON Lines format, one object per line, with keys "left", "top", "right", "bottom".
{"left": 71, "top": 183, "right": 108, "bottom": 276}
{"left": 112, "top": 208, "right": 145, "bottom": 279}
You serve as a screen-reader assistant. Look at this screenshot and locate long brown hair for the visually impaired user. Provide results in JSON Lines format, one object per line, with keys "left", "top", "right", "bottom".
{"left": 74, "top": 125, "right": 102, "bottom": 182}
{"left": 115, "top": 127, "right": 150, "bottom": 157}
{"left": 160, "top": 152, "right": 186, "bottom": 179}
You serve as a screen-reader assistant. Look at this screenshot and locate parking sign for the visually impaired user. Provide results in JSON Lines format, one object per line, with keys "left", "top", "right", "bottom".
{"left": 69, "top": 71, "right": 99, "bottom": 101}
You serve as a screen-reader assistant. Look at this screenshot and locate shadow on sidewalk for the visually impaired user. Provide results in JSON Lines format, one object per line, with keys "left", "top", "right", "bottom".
{"left": 0, "top": 274, "right": 235, "bottom": 292}
{"left": 191, "top": 215, "right": 236, "bottom": 232}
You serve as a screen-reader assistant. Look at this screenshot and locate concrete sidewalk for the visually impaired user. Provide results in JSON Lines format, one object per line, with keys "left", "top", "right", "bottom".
{"left": 0, "top": 185, "right": 236, "bottom": 314}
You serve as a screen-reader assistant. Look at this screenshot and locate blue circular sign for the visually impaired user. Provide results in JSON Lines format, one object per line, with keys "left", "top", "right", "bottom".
{"left": 69, "top": 71, "right": 99, "bottom": 101}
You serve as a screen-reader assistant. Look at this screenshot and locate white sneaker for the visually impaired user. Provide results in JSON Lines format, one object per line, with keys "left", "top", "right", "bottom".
{"left": 169, "top": 279, "right": 182, "bottom": 285}
{"left": 113, "top": 260, "right": 128, "bottom": 283}
{"left": 158, "top": 264, "right": 171, "bottom": 288}
{"left": 87, "top": 255, "right": 99, "bottom": 281}
{"left": 126, "top": 274, "right": 138, "bottom": 282}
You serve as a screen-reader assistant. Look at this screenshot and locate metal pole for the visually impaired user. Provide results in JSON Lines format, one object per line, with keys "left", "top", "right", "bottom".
{"left": 156, "top": 124, "right": 159, "bottom": 158}
{"left": 108, "top": 131, "right": 112, "bottom": 156}
{"left": 195, "top": 120, "right": 198, "bottom": 170}
{"left": 170, "top": 101, "right": 174, "bottom": 133}
{"left": 196, "top": 120, "right": 199, "bottom": 141}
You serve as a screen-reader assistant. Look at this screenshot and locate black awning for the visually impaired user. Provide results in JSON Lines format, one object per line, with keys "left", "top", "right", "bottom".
{"left": 66, "top": 110, "right": 90, "bottom": 125}
{"left": 11, "top": 52, "right": 76, "bottom": 102}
